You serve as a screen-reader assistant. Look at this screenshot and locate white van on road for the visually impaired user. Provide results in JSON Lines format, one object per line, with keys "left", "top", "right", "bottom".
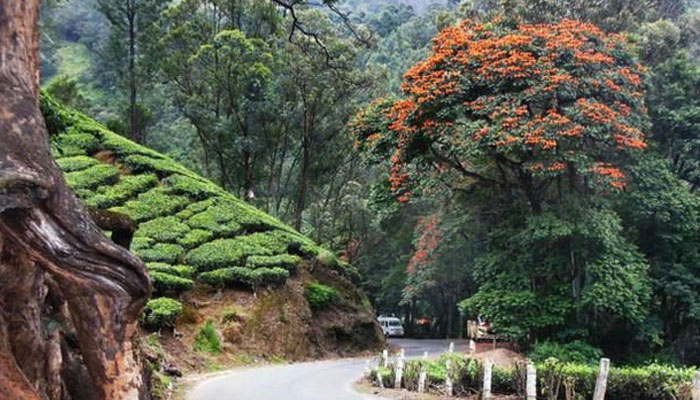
{"left": 377, "top": 316, "right": 404, "bottom": 337}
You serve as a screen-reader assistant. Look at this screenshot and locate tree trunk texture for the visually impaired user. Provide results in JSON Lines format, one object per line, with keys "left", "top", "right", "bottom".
{"left": 0, "top": 2, "right": 151, "bottom": 399}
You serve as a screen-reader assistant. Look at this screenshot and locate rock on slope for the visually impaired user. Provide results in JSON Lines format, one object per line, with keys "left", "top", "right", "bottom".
{"left": 41, "top": 94, "right": 383, "bottom": 378}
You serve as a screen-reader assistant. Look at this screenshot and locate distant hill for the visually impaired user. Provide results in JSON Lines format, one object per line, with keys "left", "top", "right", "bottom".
{"left": 340, "top": 0, "right": 448, "bottom": 15}
{"left": 41, "top": 93, "right": 384, "bottom": 380}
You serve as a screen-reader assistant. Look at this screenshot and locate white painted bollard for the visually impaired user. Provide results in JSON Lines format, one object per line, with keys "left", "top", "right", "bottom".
{"left": 526, "top": 362, "right": 537, "bottom": 400}
{"left": 449, "top": 342, "right": 455, "bottom": 354}
{"left": 691, "top": 371, "right": 700, "bottom": 400}
{"left": 593, "top": 358, "right": 610, "bottom": 400}
{"left": 364, "top": 359, "right": 371, "bottom": 376}
{"left": 377, "top": 369, "right": 384, "bottom": 388}
{"left": 483, "top": 358, "right": 493, "bottom": 400}
{"left": 395, "top": 349, "right": 405, "bottom": 389}
{"left": 382, "top": 349, "right": 389, "bottom": 367}
{"left": 445, "top": 359, "right": 453, "bottom": 396}
{"left": 417, "top": 351, "right": 429, "bottom": 393}
{"left": 469, "top": 340, "right": 476, "bottom": 357}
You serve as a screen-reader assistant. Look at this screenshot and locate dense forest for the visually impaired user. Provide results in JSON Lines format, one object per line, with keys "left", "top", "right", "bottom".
{"left": 37, "top": 0, "right": 700, "bottom": 369}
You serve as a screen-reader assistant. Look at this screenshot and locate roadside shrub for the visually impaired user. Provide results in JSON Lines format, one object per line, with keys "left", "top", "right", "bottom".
{"left": 529, "top": 340, "right": 603, "bottom": 365}
{"left": 150, "top": 271, "right": 194, "bottom": 294}
{"left": 369, "top": 354, "right": 697, "bottom": 400}
{"left": 246, "top": 254, "right": 301, "bottom": 272}
{"left": 194, "top": 321, "right": 221, "bottom": 354}
{"left": 87, "top": 173, "right": 158, "bottom": 208}
{"left": 134, "top": 243, "right": 184, "bottom": 264}
{"left": 56, "top": 155, "right": 99, "bottom": 172}
{"left": 178, "top": 229, "right": 214, "bottom": 248}
{"left": 147, "top": 262, "right": 195, "bottom": 278}
{"left": 115, "top": 186, "right": 189, "bottom": 222}
{"left": 65, "top": 163, "right": 120, "bottom": 190}
{"left": 305, "top": 282, "right": 339, "bottom": 310}
{"left": 136, "top": 216, "right": 191, "bottom": 243}
{"left": 198, "top": 267, "right": 289, "bottom": 288}
{"left": 142, "top": 297, "right": 182, "bottom": 329}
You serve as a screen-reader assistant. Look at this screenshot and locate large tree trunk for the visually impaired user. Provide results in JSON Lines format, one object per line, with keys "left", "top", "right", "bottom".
{"left": 0, "top": 2, "right": 151, "bottom": 399}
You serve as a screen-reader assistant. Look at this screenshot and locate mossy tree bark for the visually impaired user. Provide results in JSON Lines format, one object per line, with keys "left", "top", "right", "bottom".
{"left": 0, "top": 2, "right": 151, "bottom": 399}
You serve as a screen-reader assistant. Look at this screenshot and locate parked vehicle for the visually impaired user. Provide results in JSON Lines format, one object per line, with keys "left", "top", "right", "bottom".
{"left": 377, "top": 316, "right": 404, "bottom": 337}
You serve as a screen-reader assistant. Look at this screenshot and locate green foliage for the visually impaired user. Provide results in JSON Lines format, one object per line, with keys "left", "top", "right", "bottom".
{"left": 65, "top": 163, "right": 120, "bottom": 190}
{"left": 86, "top": 173, "right": 158, "bottom": 208}
{"left": 164, "top": 174, "right": 225, "bottom": 200}
{"left": 185, "top": 232, "right": 296, "bottom": 271}
{"left": 142, "top": 297, "right": 182, "bottom": 329}
{"left": 529, "top": 341, "right": 604, "bottom": 364}
{"left": 134, "top": 243, "right": 184, "bottom": 264}
{"left": 45, "top": 75, "right": 88, "bottom": 110}
{"left": 136, "top": 216, "right": 191, "bottom": 242}
{"left": 146, "top": 262, "right": 195, "bottom": 278}
{"left": 370, "top": 353, "right": 697, "bottom": 400}
{"left": 101, "top": 131, "right": 166, "bottom": 159}
{"left": 56, "top": 155, "right": 99, "bottom": 172}
{"left": 177, "top": 229, "right": 213, "bottom": 249}
{"left": 198, "top": 267, "right": 289, "bottom": 288}
{"left": 194, "top": 321, "right": 221, "bottom": 354}
{"left": 185, "top": 208, "right": 242, "bottom": 236}
{"left": 124, "top": 154, "right": 196, "bottom": 179}
{"left": 246, "top": 254, "right": 301, "bottom": 272}
{"left": 150, "top": 271, "right": 194, "bottom": 294}
{"left": 51, "top": 130, "right": 100, "bottom": 157}
{"left": 305, "top": 282, "right": 339, "bottom": 310}
{"left": 115, "top": 186, "right": 189, "bottom": 222}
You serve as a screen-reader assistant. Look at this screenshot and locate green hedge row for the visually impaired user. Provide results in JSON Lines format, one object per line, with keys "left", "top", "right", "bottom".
{"left": 198, "top": 266, "right": 289, "bottom": 288}
{"left": 136, "top": 216, "right": 191, "bottom": 242}
{"left": 146, "top": 262, "right": 195, "bottom": 278}
{"left": 370, "top": 354, "right": 697, "bottom": 400}
{"left": 65, "top": 163, "right": 120, "bottom": 190}
{"left": 151, "top": 271, "right": 194, "bottom": 294}
{"left": 56, "top": 155, "right": 99, "bottom": 172}
{"left": 246, "top": 254, "right": 301, "bottom": 272}
{"left": 87, "top": 173, "right": 158, "bottom": 208}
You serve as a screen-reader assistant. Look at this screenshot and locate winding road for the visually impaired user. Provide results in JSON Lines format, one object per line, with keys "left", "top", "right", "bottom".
{"left": 187, "top": 339, "right": 471, "bottom": 400}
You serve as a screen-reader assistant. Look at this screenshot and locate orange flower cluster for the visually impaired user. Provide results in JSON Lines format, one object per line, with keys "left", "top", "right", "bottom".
{"left": 577, "top": 99, "right": 618, "bottom": 124}
{"left": 593, "top": 163, "right": 626, "bottom": 189}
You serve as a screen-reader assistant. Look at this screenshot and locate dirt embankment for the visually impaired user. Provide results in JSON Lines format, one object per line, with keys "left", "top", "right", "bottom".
{"left": 144, "top": 262, "right": 385, "bottom": 375}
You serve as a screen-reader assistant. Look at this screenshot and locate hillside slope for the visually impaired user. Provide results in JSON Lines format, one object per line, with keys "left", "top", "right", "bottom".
{"left": 40, "top": 94, "right": 383, "bottom": 387}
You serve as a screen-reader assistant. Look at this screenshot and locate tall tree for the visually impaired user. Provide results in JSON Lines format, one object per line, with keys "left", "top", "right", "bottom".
{"left": 0, "top": 2, "right": 150, "bottom": 398}
{"left": 97, "top": 0, "right": 166, "bottom": 143}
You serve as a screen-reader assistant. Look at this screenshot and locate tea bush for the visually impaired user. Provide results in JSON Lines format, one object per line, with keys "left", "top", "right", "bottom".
{"left": 306, "top": 282, "right": 339, "bottom": 310}
{"left": 142, "top": 297, "right": 182, "bottom": 329}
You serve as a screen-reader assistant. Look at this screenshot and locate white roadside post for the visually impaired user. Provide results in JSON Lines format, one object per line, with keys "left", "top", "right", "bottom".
{"left": 395, "top": 349, "right": 405, "bottom": 389}
{"left": 418, "top": 352, "right": 428, "bottom": 393}
{"left": 593, "top": 358, "right": 610, "bottom": 400}
{"left": 364, "top": 359, "right": 371, "bottom": 377}
{"left": 449, "top": 342, "right": 455, "bottom": 354}
{"left": 382, "top": 349, "right": 389, "bottom": 367}
{"left": 469, "top": 339, "right": 476, "bottom": 357}
{"left": 526, "top": 362, "right": 537, "bottom": 400}
{"left": 692, "top": 371, "right": 700, "bottom": 400}
{"left": 445, "top": 359, "right": 453, "bottom": 396}
{"left": 483, "top": 358, "right": 493, "bottom": 400}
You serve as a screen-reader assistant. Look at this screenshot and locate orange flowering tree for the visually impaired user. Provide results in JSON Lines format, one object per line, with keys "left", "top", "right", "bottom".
{"left": 350, "top": 19, "right": 648, "bottom": 210}
{"left": 351, "top": 19, "right": 654, "bottom": 343}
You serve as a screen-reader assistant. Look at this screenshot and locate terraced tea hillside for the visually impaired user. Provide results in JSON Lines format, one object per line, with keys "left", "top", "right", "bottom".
{"left": 41, "top": 94, "right": 382, "bottom": 370}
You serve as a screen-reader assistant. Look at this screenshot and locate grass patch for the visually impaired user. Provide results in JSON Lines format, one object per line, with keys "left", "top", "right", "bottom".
{"left": 194, "top": 321, "right": 221, "bottom": 354}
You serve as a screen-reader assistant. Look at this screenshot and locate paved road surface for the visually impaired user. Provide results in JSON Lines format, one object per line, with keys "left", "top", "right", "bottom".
{"left": 187, "top": 339, "right": 470, "bottom": 400}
